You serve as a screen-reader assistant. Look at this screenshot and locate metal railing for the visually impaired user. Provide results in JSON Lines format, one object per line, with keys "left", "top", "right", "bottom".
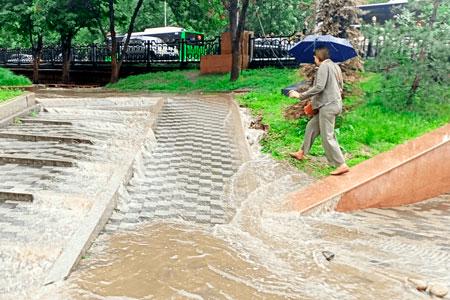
{"left": 249, "top": 35, "right": 302, "bottom": 67}
{"left": 0, "top": 34, "right": 390, "bottom": 69}
{"left": 0, "top": 37, "right": 221, "bottom": 67}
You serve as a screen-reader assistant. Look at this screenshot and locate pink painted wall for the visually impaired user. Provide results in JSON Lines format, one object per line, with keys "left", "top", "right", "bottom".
{"left": 286, "top": 124, "right": 450, "bottom": 213}
{"left": 337, "top": 141, "right": 450, "bottom": 211}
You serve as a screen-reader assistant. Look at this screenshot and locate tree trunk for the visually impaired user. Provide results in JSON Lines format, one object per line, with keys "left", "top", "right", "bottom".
{"left": 229, "top": 0, "right": 250, "bottom": 82}
{"left": 32, "top": 35, "right": 43, "bottom": 84}
{"left": 407, "top": 0, "right": 440, "bottom": 104}
{"left": 109, "top": 0, "right": 144, "bottom": 83}
{"left": 61, "top": 33, "right": 73, "bottom": 83}
{"left": 109, "top": 0, "right": 119, "bottom": 83}
{"left": 117, "top": 0, "right": 144, "bottom": 77}
{"left": 229, "top": 0, "right": 239, "bottom": 81}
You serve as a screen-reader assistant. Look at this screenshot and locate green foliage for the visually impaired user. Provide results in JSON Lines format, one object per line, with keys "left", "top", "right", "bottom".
{"left": 43, "top": 0, "right": 100, "bottom": 39}
{"left": 0, "top": 68, "right": 32, "bottom": 86}
{"left": 364, "top": 0, "right": 450, "bottom": 110}
{"left": 0, "top": 90, "right": 24, "bottom": 102}
{"left": 0, "top": 0, "right": 47, "bottom": 48}
{"left": 110, "top": 68, "right": 449, "bottom": 177}
{"left": 246, "top": 0, "right": 314, "bottom": 36}
{"left": 168, "top": 0, "right": 227, "bottom": 36}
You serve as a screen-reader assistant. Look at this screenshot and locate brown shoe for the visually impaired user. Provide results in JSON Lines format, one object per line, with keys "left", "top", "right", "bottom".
{"left": 331, "top": 164, "right": 350, "bottom": 176}
{"left": 289, "top": 151, "right": 305, "bottom": 160}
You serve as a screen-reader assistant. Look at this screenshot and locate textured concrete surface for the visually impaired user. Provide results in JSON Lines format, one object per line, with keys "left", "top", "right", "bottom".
{"left": 105, "top": 96, "right": 249, "bottom": 232}
{"left": 0, "top": 90, "right": 162, "bottom": 296}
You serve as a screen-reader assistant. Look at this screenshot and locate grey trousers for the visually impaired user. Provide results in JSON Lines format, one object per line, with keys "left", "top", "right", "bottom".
{"left": 301, "top": 101, "right": 345, "bottom": 166}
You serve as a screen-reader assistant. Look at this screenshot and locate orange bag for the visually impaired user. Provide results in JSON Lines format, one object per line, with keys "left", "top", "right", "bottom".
{"left": 304, "top": 101, "right": 317, "bottom": 117}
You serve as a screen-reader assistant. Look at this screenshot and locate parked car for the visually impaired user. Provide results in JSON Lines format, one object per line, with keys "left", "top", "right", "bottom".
{"left": 7, "top": 54, "right": 33, "bottom": 64}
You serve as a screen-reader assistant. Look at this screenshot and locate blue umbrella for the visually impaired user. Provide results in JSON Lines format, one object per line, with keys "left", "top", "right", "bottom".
{"left": 288, "top": 35, "right": 357, "bottom": 64}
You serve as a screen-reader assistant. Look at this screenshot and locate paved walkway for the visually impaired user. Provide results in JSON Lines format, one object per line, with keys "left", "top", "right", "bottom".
{"left": 107, "top": 96, "right": 246, "bottom": 230}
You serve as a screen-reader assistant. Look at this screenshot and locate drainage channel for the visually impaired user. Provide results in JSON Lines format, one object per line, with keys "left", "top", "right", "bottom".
{"left": 4, "top": 92, "right": 450, "bottom": 299}
{"left": 107, "top": 96, "right": 247, "bottom": 230}
{"left": 0, "top": 90, "right": 163, "bottom": 298}
{"left": 57, "top": 96, "right": 450, "bottom": 300}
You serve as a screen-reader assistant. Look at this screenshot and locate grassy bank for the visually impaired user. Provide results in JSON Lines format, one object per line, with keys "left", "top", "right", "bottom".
{"left": 108, "top": 68, "right": 296, "bottom": 93}
{"left": 0, "top": 67, "right": 31, "bottom": 103}
{"left": 0, "top": 67, "right": 31, "bottom": 86}
{"left": 109, "top": 68, "right": 449, "bottom": 177}
{"left": 0, "top": 90, "right": 24, "bottom": 103}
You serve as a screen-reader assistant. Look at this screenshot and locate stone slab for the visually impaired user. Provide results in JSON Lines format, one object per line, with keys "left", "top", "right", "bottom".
{"left": 0, "top": 155, "right": 74, "bottom": 167}
{"left": 0, "top": 93, "right": 35, "bottom": 120}
{"left": 0, "top": 132, "right": 93, "bottom": 144}
{"left": 0, "top": 191, "right": 34, "bottom": 202}
{"left": 19, "top": 118, "right": 73, "bottom": 125}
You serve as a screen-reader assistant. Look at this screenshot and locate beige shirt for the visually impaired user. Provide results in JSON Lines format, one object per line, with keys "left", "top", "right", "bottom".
{"left": 301, "top": 59, "right": 343, "bottom": 109}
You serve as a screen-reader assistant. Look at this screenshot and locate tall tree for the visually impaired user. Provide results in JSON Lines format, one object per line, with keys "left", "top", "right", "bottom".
{"left": 366, "top": 0, "right": 449, "bottom": 109}
{"left": 223, "top": 0, "right": 250, "bottom": 81}
{"left": 301, "top": 0, "right": 363, "bottom": 83}
{"left": 0, "top": 0, "right": 46, "bottom": 83}
{"left": 44, "top": 0, "right": 99, "bottom": 83}
{"left": 109, "top": 0, "right": 145, "bottom": 83}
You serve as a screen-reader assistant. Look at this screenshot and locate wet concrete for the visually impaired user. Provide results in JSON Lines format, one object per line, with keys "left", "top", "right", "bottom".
{"left": 2, "top": 90, "right": 449, "bottom": 299}
{"left": 63, "top": 159, "right": 450, "bottom": 299}
{"left": 58, "top": 99, "right": 449, "bottom": 299}
{"left": 0, "top": 89, "right": 162, "bottom": 297}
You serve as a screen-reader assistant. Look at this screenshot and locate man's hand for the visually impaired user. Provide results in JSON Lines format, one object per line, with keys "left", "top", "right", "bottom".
{"left": 288, "top": 90, "right": 301, "bottom": 99}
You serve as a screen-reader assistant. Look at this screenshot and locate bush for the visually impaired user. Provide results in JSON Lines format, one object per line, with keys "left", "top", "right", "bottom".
{"left": 364, "top": 0, "right": 449, "bottom": 111}
{"left": 0, "top": 67, "right": 32, "bottom": 86}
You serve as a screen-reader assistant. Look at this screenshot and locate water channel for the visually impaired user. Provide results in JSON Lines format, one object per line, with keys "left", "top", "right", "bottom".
{"left": 31, "top": 92, "right": 450, "bottom": 299}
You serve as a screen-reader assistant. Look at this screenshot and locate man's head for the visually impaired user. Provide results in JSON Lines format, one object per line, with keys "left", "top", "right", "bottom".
{"left": 313, "top": 46, "right": 330, "bottom": 65}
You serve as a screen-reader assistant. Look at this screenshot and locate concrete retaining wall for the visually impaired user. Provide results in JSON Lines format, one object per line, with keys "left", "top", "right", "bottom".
{"left": 0, "top": 92, "right": 35, "bottom": 121}
{"left": 286, "top": 124, "right": 450, "bottom": 213}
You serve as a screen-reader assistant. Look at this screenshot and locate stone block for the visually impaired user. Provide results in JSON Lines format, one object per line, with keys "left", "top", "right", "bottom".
{"left": 0, "top": 93, "right": 35, "bottom": 121}
{"left": 200, "top": 54, "right": 250, "bottom": 75}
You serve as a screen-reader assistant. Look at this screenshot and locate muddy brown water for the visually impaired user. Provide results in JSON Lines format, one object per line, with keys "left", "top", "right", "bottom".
{"left": 25, "top": 90, "right": 449, "bottom": 299}
{"left": 54, "top": 158, "right": 450, "bottom": 300}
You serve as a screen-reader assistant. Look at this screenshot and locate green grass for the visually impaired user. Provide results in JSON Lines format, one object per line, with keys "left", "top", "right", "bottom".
{"left": 0, "top": 89, "right": 23, "bottom": 103}
{"left": 109, "top": 68, "right": 450, "bottom": 177}
{"left": 108, "top": 68, "right": 298, "bottom": 93}
{"left": 0, "top": 67, "right": 30, "bottom": 103}
{"left": 0, "top": 67, "right": 32, "bottom": 86}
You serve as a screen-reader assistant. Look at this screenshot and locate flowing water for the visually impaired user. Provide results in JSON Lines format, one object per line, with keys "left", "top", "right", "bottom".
{"left": 34, "top": 96, "right": 449, "bottom": 300}
{"left": 54, "top": 159, "right": 450, "bottom": 300}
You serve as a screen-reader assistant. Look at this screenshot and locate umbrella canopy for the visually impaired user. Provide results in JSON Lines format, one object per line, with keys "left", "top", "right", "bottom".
{"left": 288, "top": 35, "right": 357, "bottom": 64}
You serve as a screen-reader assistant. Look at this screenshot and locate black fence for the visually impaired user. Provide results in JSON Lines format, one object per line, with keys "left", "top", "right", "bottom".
{"left": 248, "top": 35, "right": 383, "bottom": 67}
{"left": 249, "top": 35, "right": 302, "bottom": 67}
{"left": 0, "top": 34, "right": 383, "bottom": 69}
{"left": 0, "top": 37, "right": 221, "bottom": 67}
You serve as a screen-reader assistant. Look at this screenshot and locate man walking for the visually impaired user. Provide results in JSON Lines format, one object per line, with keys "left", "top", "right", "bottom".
{"left": 288, "top": 46, "right": 349, "bottom": 176}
